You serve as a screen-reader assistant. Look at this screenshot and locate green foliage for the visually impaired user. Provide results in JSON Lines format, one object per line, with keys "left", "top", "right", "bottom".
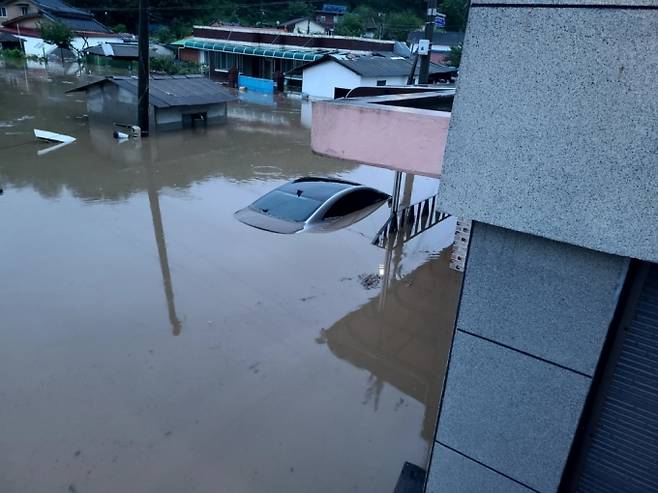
{"left": 283, "top": 2, "right": 312, "bottom": 20}
{"left": 439, "top": 0, "right": 469, "bottom": 32}
{"left": 169, "top": 20, "right": 193, "bottom": 39}
{"left": 383, "top": 11, "right": 422, "bottom": 41}
{"left": 0, "top": 48, "right": 45, "bottom": 63}
{"left": 199, "top": 0, "right": 240, "bottom": 24}
{"left": 446, "top": 43, "right": 462, "bottom": 67}
{"left": 39, "top": 22, "right": 74, "bottom": 49}
{"left": 156, "top": 21, "right": 193, "bottom": 44}
{"left": 335, "top": 13, "right": 365, "bottom": 37}
{"left": 39, "top": 21, "right": 75, "bottom": 62}
{"left": 149, "top": 56, "right": 201, "bottom": 74}
{"left": 68, "top": 0, "right": 466, "bottom": 42}
{"left": 156, "top": 26, "right": 175, "bottom": 44}
{"left": 112, "top": 23, "right": 128, "bottom": 33}
{"left": 0, "top": 48, "right": 25, "bottom": 59}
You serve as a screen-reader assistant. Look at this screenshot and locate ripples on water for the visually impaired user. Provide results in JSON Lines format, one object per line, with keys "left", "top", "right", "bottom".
{"left": 0, "top": 65, "right": 461, "bottom": 493}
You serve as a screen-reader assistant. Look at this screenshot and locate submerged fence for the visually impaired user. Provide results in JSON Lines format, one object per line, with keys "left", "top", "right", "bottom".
{"left": 372, "top": 192, "right": 451, "bottom": 248}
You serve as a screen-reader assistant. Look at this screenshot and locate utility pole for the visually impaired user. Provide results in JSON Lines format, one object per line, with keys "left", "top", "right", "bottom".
{"left": 138, "top": 0, "right": 149, "bottom": 135}
{"left": 418, "top": 0, "right": 437, "bottom": 85}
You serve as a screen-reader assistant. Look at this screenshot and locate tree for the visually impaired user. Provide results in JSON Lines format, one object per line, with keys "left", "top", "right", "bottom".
{"left": 446, "top": 43, "right": 462, "bottom": 67}
{"left": 439, "top": 0, "right": 469, "bottom": 32}
{"left": 383, "top": 11, "right": 422, "bottom": 41}
{"left": 39, "top": 22, "right": 74, "bottom": 63}
{"left": 335, "top": 12, "right": 364, "bottom": 37}
{"left": 112, "top": 23, "right": 128, "bottom": 33}
{"left": 197, "top": 0, "right": 239, "bottom": 25}
{"left": 156, "top": 26, "right": 175, "bottom": 44}
{"left": 283, "top": 2, "right": 311, "bottom": 21}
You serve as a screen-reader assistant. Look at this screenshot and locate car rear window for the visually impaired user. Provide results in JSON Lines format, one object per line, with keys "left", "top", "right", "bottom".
{"left": 251, "top": 190, "right": 322, "bottom": 222}
{"left": 324, "top": 190, "right": 388, "bottom": 218}
{"left": 279, "top": 181, "right": 352, "bottom": 202}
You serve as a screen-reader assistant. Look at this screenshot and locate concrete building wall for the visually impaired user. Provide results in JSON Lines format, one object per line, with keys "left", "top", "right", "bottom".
{"left": 311, "top": 97, "right": 450, "bottom": 177}
{"left": 2, "top": 0, "right": 37, "bottom": 20}
{"left": 437, "top": 0, "right": 658, "bottom": 262}
{"left": 427, "top": 223, "right": 629, "bottom": 492}
{"left": 302, "top": 61, "right": 362, "bottom": 98}
{"left": 427, "top": 1, "right": 656, "bottom": 491}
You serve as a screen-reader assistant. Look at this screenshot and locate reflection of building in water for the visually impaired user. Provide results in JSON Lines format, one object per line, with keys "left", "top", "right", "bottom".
{"left": 0, "top": 108, "right": 356, "bottom": 202}
{"left": 300, "top": 101, "right": 312, "bottom": 129}
{"left": 318, "top": 247, "right": 462, "bottom": 442}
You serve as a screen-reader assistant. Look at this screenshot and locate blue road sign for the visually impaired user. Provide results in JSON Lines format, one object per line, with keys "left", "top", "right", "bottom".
{"left": 435, "top": 15, "right": 446, "bottom": 27}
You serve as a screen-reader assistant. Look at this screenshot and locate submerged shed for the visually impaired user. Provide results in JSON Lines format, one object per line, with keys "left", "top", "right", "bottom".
{"left": 69, "top": 75, "right": 237, "bottom": 131}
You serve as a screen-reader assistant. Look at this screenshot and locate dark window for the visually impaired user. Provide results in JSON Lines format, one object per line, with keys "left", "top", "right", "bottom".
{"left": 0, "top": 7, "right": 7, "bottom": 17}
{"left": 376, "top": 80, "right": 386, "bottom": 86}
{"left": 323, "top": 190, "right": 387, "bottom": 219}
{"left": 20, "top": 5, "right": 28, "bottom": 15}
{"left": 252, "top": 190, "right": 321, "bottom": 222}
{"left": 182, "top": 112, "right": 207, "bottom": 129}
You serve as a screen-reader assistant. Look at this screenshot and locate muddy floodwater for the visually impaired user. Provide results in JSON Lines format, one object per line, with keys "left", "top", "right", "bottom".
{"left": 0, "top": 65, "right": 461, "bottom": 493}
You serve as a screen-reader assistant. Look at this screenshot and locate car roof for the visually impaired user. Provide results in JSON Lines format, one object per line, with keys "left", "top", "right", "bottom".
{"left": 278, "top": 177, "right": 358, "bottom": 203}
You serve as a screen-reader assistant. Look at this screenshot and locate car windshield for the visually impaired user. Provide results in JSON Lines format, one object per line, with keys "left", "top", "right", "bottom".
{"left": 251, "top": 190, "right": 322, "bottom": 222}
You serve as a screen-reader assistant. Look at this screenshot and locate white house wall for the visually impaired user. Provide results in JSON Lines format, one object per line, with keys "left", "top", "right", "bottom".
{"left": 291, "top": 20, "right": 325, "bottom": 34}
{"left": 18, "top": 34, "right": 124, "bottom": 57}
{"left": 361, "top": 75, "right": 409, "bottom": 86}
{"left": 302, "top": 61, "right": 415, "bottom": 98}
{"left": 302, "top": 61, "right": 363, "bottom": 99}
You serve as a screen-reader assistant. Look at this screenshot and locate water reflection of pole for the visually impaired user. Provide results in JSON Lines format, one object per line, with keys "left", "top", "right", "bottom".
{"left": 145, "top": 150, "right": 182, "bottom": 335}
{"left": 379, "top": 173, "right": 414, "bottom": 310}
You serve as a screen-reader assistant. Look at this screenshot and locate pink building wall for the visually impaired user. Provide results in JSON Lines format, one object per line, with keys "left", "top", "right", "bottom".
{"left": 311, "top": 98, "right": 451, "bottom": 178}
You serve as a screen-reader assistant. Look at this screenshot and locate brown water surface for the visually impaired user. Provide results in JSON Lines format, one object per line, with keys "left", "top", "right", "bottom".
{"left": 0, "top": 65, "right": 461, "bottom": 493}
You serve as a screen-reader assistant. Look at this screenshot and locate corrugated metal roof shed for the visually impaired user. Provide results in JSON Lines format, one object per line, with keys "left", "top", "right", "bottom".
{"left": 29, "top": 0, "right": 113, "bottom": 33}
{"left": 68, "top": 75, "right": 237, "bottom": 108}
{"left": 48, "top": 14, "right": 112, "bottom": 33}
{"left": 34, "top": 0, "right": 91, "bottom": 16}
{"left": 85, "top": 43, "right": 138, "bottom": 58}
{"left": 110, "top": 44, "right": 139, "bottom": 58}
{"left": 302, "top": 55, "right": 457, "bottom": 77}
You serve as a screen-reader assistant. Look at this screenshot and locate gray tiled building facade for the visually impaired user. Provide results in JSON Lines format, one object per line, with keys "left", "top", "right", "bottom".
{"left": 427, "top": 0, "right": 658, "bottom": 491}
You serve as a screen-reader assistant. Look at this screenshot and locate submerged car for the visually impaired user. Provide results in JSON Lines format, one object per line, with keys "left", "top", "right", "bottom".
{"left": 234, "top": 177, "right": 390, "bottom": 234}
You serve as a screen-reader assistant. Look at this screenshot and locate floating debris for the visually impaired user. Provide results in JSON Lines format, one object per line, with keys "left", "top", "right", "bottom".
{"left": 34, "top": 129, "right": 76, "bottom": 156}
{"left": 358, "top": 273, "right": 381, "bottom": 290}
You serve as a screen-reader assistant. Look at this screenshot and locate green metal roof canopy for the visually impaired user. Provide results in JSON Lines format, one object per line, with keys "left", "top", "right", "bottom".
{"left": 174, "top": 39, "right": 325, "bottom": 62}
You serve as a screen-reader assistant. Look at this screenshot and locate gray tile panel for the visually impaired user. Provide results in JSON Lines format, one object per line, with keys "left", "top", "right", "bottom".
{"left": 437, "top": 331, "right": 591, "bottom": 492}
{"left": 426, "top": 444, "right": 535, "bottom": 493}
{"left": 457, "top": 223, "right": 628, "bottom": 376}
{"left": 437, "top": 7, "right": 658, "bottom": 262}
